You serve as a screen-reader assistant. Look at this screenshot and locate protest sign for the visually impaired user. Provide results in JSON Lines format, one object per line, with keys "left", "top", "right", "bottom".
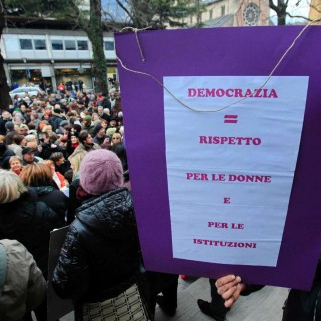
{"left": 115, "top": 26, "right": 321, "bottom": 290}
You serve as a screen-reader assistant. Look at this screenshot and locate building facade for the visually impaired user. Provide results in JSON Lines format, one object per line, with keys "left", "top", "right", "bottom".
{"left": 184, "top": 0, "right": 271, "bottom": 27}
{"left": 1, "top": 19, "right": 117, "bottom": 91}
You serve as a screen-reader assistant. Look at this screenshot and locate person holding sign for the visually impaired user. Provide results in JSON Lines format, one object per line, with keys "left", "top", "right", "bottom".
{"left": 215, "top": 267, "right": 321, "bottom": 321}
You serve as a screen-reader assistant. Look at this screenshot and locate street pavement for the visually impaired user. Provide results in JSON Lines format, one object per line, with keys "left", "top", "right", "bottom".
{"left": 57, "top": 276, "right": 289, "bottom": 321}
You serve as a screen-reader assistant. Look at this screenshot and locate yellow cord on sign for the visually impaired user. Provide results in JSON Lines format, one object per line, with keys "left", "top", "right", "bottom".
{"left": 116, "top": 20, "right": 321, "bottom": 113}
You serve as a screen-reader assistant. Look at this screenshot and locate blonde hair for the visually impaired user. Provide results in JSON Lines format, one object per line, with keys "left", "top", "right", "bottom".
{"left": 25, "top": 134, "right": 37, "bottom": 143}
{"left": 20, "top": 163, "right": 53, "bottom": 186}
{"left": 42, "top": 160, "right": 54, "bottom": 167}
{"left": 0, "top": 170, "right": 28, "bottom": 203}
{"left": 9, "top": 156, "right": 22, "bottom": 166}
{"left": 68, "top": 151, "right": 86, "bottom": 179}
{"left": 42, "top": 125, "right": 52, "bottom": 133}
{"left": 26, "top": 141, "right": 38, "bottom": 149}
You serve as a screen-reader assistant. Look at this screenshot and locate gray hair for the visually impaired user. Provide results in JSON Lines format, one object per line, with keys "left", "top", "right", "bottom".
{"left": 0, "top": 170, "right": 28, "bottom": 203}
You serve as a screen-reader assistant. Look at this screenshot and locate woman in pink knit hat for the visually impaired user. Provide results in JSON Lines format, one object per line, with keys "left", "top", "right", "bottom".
{"left": 52, "top": 149, "right": 149, "bottom": 320}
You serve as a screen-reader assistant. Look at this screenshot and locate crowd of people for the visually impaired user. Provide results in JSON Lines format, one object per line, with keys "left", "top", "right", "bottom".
{"left": 1, "top": 83, "right": 320, "bottom": 321}
{"left": 0, "top": 85, "right": 180, "bottom": 321}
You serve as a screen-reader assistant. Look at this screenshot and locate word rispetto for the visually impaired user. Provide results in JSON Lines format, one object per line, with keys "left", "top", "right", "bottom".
{"left": 193, "top": 239, "right": 257, "bottom": 248}
{"left": 188, "top": 88, "right": 278, "bottom": 98}
{"left": 199, "top": 136, "right": 262, "bottom": 145}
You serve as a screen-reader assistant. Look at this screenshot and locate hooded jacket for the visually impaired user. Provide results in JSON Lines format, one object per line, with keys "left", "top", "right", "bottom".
{"left": 52, "top": 188, "right": 141, "bottom": 303}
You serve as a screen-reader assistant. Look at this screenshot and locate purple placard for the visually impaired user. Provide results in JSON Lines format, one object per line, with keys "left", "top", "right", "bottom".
{"left": 115, "top": 26, "right": 321, "bottom": 290}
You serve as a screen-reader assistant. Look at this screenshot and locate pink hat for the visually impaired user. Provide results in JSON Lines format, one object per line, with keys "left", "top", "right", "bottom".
{"left": 79, "top": 149, "right": 123, "bottom": 195}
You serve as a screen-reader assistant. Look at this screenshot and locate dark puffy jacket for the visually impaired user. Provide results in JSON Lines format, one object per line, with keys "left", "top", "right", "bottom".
{"left": 0, "top": 190, "right": 61, "bottom": 278}
{"left": 51, "top": 112, "right": 67, "bottom": 132}
{"left": 52, "top": 188, "right": 141, "bottom": 303}
{"left": 32, "top": 185, "right": 68, "bottom": 225}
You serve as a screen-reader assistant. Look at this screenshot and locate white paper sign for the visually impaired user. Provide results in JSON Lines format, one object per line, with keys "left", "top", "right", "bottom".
{"left": 164, "top": 76, "right": 308, "bottom": 266}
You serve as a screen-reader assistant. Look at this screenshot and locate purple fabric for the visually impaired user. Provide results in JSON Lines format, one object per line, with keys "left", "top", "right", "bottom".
{"left": 115, "top": 26, "right": 321, "bottom": 290}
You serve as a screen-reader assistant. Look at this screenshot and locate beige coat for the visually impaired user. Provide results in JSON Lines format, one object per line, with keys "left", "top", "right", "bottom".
{"left": 0, "top": 239, "right": 46, "bottom": 321}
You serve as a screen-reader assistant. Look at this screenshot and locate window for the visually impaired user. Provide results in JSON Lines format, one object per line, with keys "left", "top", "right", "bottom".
{"left": 20, "top": 39, "right": 33, "bottom": 50}
{"left": 51, "top": 40, "right": 63, "bottom": 50}
{"left": 221, "top": 5, "right": 225, "bottom": 16}
{"left": 209, "top": 9, "right": 213, "bottom": 20}
{"left": 104, "top": 41, "right": 114, "bottom": 51}
{"left": 65, "top": 40, "right": 76, "bottom": 50}
{"left": 34, "top": 39, "right": 46, "bottom": 50}
{"left": 77, "top": 40, "right": 88, "bottom": 50}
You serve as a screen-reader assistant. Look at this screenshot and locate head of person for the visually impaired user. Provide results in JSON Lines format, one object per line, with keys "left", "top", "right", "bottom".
{"left": 19, "top": 124, "right": 29, "bottom": 136}
{"left": 112, "top": 143, "right": 128, "bottom": 172}
{"left": 50, "top": 152, "right": 65, "bottom": 166}
{"left": 79, "top": 149, "right": 123, "bottom": 196}
{"left": 94, "top": 124, "right": 105, "bottom": 137}
{"left": 9, "top": 156, "right": 23, "bottom": 175}
{"left": 42, "top": 160, "right": 56, "bottom": 176}
{"left": 13, "top": 134, "right": 26, "bottom": 147}
{"left": 2, "top": 111, "right": 11, "bottom": 121}
{"left": 112, "top": 133, "right": 122, "bottom": 145}
{"left": 5, "top": 121, "right": 14, "bottom": 132}
{"left": 106, "top": 127, "right": 116, "bottom": 137}
{"left": 38, "top": 120, "right": 49, "bottom": 132}
{"left": 42, "top": 125, "right": 52, "bottom": 134}
{"left": 25, "top": 134, "right": 37, "bottom": 144}
{"left": 101, "top": 119, "right": 108, "bottom": 129}
{"left": 40, "top": 132, "right": 50, "bottom": 144}
{"left": 92, "top": 113, "right": 100, "bottom": 121}
{"left": 71, "top": 124, "right": 82, "bottom": 134}
{"left": 82, "top": 115, "right": 92, "bottom": 127}
{"left": 22, "top": 147, "right": 35, "bottom": 164}
{"left": 69, "top": 151, "right": 86, "bottom": 179}
{"left": 0, "top": 170, "right": 28, "bottom": 203}
{"left": 20, "top": 163, "right": 53, "bottom": 187}
{"left": 70, "top": 132, "right": 79, "bottom": 146}
{"left": 79, "top": 130, "right": 93, "bottom": 147}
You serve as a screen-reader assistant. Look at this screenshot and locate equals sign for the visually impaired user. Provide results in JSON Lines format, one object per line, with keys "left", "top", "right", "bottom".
{"left": 224, "top": 115, "right": 238, "bottom": 124}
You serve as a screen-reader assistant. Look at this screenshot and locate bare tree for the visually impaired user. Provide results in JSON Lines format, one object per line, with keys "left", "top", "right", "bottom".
{"left": 115, "top": 0, "right": 201, "bottom": 29}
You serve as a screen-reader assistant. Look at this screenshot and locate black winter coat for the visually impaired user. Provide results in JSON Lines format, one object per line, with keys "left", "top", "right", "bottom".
{"left": 52, "top": 188, "right": 141, "bottom": 304}
{"left": 0, "top": 190, "right": 61, "bottom": 278}
{"left": 31, "top": 185, "right": 68, "bottom": 225}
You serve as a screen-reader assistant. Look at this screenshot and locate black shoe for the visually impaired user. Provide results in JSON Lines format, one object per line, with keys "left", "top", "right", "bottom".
{"left": 197, "top": 299, "right": 227, "bottom": 321}
{"left": 156, "top": 295, "right": 176, "bottom": 317}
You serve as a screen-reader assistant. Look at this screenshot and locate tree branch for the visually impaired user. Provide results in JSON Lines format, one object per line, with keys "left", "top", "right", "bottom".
{"left": 269, "top": 0, "right": 279, "bottom": 13}
{"left": 115, "top": 0, "right": 134, "bottom": 22}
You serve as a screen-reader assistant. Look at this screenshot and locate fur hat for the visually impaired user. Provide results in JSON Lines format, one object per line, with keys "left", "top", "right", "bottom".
{"left": 106, "top": 127, "right": 117, "bottom": 136}
{"left": 79, "top": 149, "right": 123, "bottom": 195}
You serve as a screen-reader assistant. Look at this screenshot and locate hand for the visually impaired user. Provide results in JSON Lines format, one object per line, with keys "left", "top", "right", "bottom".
{"left": 215, "top": 275, "right": 246, "bottom": 308}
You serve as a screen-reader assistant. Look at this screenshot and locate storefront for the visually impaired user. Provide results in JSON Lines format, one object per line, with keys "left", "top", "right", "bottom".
{"left": 6, "top": 62, "right": 118, "bottom": 93}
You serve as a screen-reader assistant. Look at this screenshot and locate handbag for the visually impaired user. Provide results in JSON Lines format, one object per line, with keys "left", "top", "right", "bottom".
{"left": 82, "top": 283, "right": 150, "bottom": 321}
